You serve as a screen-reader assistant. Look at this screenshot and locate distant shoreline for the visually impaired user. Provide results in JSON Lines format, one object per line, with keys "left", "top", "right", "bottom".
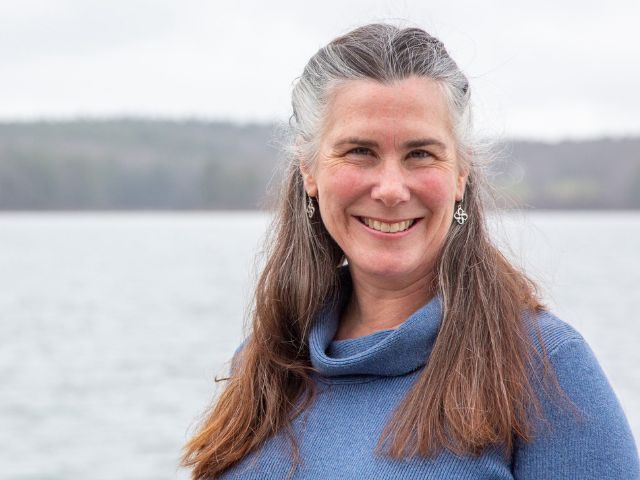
{"left": 1, "top": 119, "right": 638, "bottom": 210}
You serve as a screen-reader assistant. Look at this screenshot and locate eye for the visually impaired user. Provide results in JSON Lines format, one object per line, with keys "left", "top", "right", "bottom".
{"left": 348, "top": 147, "right": 373, "bottom": 156}
{"left": 408, "top": 150, "right": 432, "bottom": 159}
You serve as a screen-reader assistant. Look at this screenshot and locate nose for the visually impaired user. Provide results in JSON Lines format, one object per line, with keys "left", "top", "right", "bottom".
{"left": 370, "top": 160, "right": 410, "bottom": 207}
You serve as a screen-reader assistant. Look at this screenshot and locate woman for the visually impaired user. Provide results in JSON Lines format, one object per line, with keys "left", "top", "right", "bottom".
{"left": 183, "top": 23, "right": 639, "bottom": 479}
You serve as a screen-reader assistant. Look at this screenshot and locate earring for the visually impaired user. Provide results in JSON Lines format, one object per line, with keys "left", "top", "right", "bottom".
{"left": 306, "top": 193, "right": 315, "bottom": 218}
{"left": 453, "top": 199, "right": 468, "bottom": 225}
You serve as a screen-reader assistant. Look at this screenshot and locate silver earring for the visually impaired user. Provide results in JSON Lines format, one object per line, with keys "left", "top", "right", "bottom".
{"left": 453, "top": 200, "right": 468, "bottom": 225}
{"left": 306, "top": 194, "right": 315, "bottom": 218}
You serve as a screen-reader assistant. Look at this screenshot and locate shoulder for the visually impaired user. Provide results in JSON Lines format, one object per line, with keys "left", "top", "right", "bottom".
{"left": 524, "top": 309, "right": 613, "bottom": 399}
{"left": 512, "top": 310, "right": 640, "bottom": 478}
{"left": 229, "top": 336, "right": 250, "bottom": 374}
{"left": 523, "top": 309, "right": 631, "bottom": 435}
{"left": 524, "top": 308, "right": 585, "bottom": 358}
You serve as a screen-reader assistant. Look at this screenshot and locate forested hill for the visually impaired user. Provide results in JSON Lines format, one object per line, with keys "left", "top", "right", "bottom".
{"left": 0, "top": 119, "right": 638, "bottom": 210}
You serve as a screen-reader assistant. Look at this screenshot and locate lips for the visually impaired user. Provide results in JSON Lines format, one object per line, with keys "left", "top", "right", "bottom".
{"left": 357, "top": 216, "right": 420, "bottom": 233}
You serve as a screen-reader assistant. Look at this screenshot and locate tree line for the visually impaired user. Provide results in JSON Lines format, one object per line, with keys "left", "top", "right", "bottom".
{"left": 0, "top": 119, "right": 638, "bottom": 210}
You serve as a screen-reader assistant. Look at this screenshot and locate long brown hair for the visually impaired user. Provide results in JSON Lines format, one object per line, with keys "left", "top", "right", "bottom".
{"left": 182, "top": 23, "right": 565, "bottom": 479}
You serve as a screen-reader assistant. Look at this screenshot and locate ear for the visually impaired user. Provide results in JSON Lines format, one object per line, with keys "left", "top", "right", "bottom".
{"left": 455, "top": 164, "right": 469, "bottom": 202}
{"left": 299, "top": 160, "right": 318, "bottom": 197}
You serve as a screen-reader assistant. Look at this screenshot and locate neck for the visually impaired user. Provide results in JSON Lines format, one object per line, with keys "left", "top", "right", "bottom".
{"left": 333, "top": 266, "right": 435, "bottom": 340}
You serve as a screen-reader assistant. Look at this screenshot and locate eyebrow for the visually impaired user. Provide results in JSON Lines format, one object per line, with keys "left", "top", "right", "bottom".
{"left": 331, "top": 136, "right": 447, "bottom": 151}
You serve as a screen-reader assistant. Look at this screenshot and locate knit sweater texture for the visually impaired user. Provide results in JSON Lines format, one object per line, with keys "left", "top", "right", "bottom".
{"left": 218, "top": 277, "right": 639, "bottom": 479}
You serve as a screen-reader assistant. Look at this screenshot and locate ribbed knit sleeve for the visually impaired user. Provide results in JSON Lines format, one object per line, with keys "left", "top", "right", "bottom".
{"left": 511, "top": 338, "right": 640, "bottom": 479}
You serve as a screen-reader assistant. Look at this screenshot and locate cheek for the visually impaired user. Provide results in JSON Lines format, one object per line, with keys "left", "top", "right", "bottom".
{"left": 414, "top": 173, "right": 457, "bottom": 207}
{"left": 318, "top": 168, "right": 364, "bottom": 204}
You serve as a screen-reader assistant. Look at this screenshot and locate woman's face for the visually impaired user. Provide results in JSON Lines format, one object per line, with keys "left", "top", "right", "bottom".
{"left": 301, "top": 76, "right": 468, "bottom": 286}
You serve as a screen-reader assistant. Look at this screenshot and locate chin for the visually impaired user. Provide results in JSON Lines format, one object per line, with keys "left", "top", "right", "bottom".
{"left": 352, "top": 256, "right": 424, "bottom": 280}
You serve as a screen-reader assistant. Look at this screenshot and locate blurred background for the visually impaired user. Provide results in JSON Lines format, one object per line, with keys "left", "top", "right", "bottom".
{"left": 0, "top": 1, "right": 638, "bottom": 479}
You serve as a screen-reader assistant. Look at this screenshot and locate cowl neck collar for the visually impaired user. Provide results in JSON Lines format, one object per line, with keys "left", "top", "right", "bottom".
{"left": 309, "top": 269, "right": 443, "bottom": 379}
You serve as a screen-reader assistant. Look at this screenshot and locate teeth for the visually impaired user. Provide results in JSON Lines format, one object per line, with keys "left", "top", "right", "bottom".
{"left": 361, "top": 217, "right": 414, "bottom": 233}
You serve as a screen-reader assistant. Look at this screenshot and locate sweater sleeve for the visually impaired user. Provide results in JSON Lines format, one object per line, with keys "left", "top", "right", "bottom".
{"left": 512, "top": 337, "right": 640, "bottom": 479}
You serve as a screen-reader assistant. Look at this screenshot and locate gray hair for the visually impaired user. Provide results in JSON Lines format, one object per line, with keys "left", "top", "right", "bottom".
{"left": 287, "top": 23, "right": 474, "bottom": 168}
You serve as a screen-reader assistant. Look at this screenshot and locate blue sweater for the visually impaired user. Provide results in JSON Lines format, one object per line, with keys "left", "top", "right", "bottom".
{"left": 219, "top": 289, "right": 639, "bottom": 479}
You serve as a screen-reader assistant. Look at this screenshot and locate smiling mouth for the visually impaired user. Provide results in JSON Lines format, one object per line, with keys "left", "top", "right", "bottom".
{"left": 357, "top": 216, "right": 420, "bottom": 233}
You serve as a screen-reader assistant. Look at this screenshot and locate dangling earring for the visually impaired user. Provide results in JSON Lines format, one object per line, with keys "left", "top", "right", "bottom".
{"left": 306, "top": 193, "right": 315, "bottom": 218}
{"left": 453, "top": 197, "right": 468, "bottom": 225}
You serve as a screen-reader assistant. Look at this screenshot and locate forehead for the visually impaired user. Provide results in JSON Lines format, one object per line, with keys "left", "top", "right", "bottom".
{"left": 320, "top": 76, "right": 454, "bottom": 145}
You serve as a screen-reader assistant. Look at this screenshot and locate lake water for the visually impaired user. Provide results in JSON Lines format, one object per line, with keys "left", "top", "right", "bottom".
{"left": 0, "top": 211, "right": 638, "bottom": 479}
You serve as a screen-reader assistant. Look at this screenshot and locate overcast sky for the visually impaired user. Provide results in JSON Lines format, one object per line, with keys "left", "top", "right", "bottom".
{"left": 1, "top": 0, "right": 639, "bottom": 140}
